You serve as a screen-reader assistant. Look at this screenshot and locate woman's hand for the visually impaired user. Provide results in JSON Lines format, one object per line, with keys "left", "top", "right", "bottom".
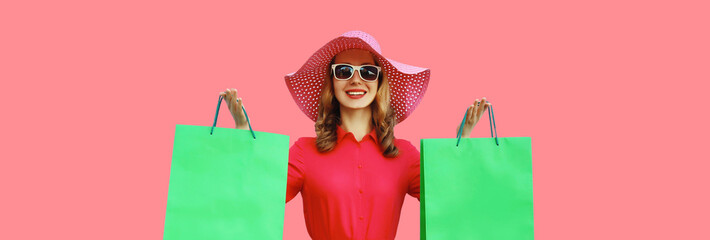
{"left": 456, "top": 97, "right": 491, "bottom": 138}
{"left": 218, "top": 88, "right": 249, "bottom": 130}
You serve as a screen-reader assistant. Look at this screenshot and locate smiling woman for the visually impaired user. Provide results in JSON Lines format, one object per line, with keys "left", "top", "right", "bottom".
{"left": 218, "top": 30, "right": 490, "bottom": 240}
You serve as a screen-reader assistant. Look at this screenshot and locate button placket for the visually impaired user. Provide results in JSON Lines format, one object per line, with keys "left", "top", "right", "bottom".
{"left": 354, "top": 146, "right": 365, "bottom": 236}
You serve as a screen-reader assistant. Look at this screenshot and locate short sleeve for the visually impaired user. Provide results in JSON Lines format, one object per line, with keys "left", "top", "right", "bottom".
{"left": 402, "top": 141, "right": 421, "bottom": 201}
{"left": 286, "top": 139, "right": 306, "bottom": 203}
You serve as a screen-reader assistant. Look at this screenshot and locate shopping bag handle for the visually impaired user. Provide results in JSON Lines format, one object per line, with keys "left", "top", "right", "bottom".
{"left": 456, "top": 103, "right": 498, "bottom": 146}
{"left": 210, "top": 95, "right": 256, "bottom": 139}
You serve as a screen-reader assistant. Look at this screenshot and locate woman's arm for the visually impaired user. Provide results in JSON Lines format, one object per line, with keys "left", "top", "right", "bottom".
{"left": 286, "top": 140, "right": 306, "bottom": 203}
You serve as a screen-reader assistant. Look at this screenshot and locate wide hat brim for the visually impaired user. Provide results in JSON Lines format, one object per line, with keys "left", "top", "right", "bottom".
{"left": 285, "top": 31, "right": 430, "bottom": 123}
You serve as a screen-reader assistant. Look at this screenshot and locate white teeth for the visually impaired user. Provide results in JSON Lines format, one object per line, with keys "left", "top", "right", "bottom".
{"left": 347, "top": 92, "right": 365, "bottom": 96}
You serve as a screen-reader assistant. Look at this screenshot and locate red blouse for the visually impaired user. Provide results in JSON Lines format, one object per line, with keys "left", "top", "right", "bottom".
{"left": 286, "top": 125, "right": 421, "bottom": 240}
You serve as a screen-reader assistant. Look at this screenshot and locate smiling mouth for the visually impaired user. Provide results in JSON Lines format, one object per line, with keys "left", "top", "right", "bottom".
{"left": 346, "top": 91, "right": 366, "bottom": 96}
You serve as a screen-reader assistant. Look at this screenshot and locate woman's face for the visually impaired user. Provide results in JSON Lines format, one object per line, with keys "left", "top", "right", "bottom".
{"left": 331, "top": 49, "right": 379, "bottom": 110}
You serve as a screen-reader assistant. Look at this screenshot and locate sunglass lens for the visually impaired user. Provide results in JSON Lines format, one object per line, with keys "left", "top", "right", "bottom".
{"left": 361, "top": 66, "right": 379, "bottom": 81}
{"left": 334, "top": 65, "right": 353, "bottom": 80}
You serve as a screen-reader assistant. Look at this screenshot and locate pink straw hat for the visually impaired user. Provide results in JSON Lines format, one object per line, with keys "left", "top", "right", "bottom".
{"left": 284, "top": 30, "right": 431, "bottom": 123}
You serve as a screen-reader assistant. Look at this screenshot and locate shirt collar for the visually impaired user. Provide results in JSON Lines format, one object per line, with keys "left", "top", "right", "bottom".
{"left": 336, "top": 124, "right": 379, "bottom": 144}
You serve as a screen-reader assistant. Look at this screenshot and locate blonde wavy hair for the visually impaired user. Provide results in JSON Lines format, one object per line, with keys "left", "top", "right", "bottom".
{"left": 314, "top": 55, "right": 399, "bottom": 158}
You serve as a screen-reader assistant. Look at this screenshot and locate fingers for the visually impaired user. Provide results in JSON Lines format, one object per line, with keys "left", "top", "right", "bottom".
{"left": 220, "top": 88, "right": 240, "bottom": 111}
{"left": 467, "top": 97, "right": 490, "bottom": 123}
{"left": 471, "top": 98, "right": 481, "bottom": 122}
{"left": 225, "top": 88, "right": 245, "bottom": 118}
{"left": 223, "top": 88, "right": 236, "bottom": 100}
{"left": 460, "top": 97, "right": 491, "bottom": 137}
{"left": 477, "top": 97, "right": 487, "bottom": 116}
{"left": 224, "top": 89, "right": 232, "bottom": 108}
{"left": 220, "top": 89, "right": 247, "bottom": 129}
{"left": 230, "top": 88, "right": 242, "bottom": 110}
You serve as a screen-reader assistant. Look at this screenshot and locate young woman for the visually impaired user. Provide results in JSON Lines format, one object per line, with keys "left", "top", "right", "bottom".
{"left": 218, "top": 31, "right": 490, "bottom": 240}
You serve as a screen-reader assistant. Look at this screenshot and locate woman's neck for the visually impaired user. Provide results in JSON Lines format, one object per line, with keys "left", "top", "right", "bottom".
{"left": 339, "top": 105, "right": 372, "bottom": 142}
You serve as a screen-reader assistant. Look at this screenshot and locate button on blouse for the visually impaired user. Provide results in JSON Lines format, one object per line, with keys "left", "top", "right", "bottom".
{"left": 286, "top": 125, "right": 421, "bottom": 240}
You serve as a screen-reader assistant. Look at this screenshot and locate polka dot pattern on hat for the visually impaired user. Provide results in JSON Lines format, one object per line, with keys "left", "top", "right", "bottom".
{"left": 285, "top": 31, "right": 430, "bottom": 123}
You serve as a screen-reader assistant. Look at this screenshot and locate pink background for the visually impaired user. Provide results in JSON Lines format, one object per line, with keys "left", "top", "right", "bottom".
{"left": 2, "top": 0, "right": 709, "bottom": 239}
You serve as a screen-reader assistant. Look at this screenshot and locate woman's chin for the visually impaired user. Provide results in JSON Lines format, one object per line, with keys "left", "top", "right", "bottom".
{"left": 337, "top": 96, "right": 374, "bottom": 110}
{"left": 340, "top": 104, "right": 369, "bottom": 110}
{"left": 339, "top": 100, "right": 374, "bottom": 110}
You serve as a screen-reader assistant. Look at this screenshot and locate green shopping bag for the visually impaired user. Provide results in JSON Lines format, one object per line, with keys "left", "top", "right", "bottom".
{"left": 164, "top": 96, "right": 289, "bottom": 240}
{"left": 421, "top": 105, "right": 533, "bottom": 240}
